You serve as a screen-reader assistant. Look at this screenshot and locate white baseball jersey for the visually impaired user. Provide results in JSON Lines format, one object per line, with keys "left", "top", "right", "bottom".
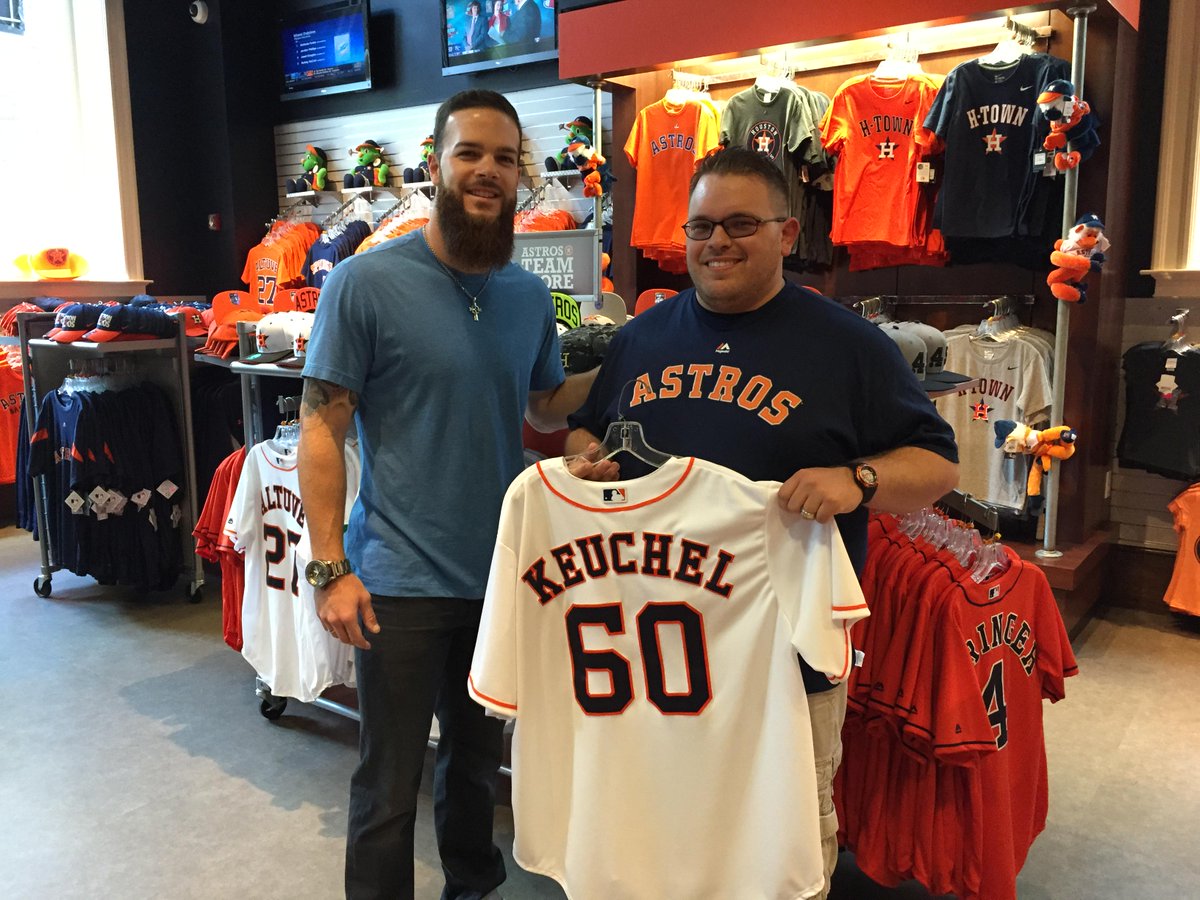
{"left": 936, "top": 332, "right": 1052, "bottom": 510}
{"left": 225, "top": 440, "right": 361, "bottom": 702}
{"left": 469, "top": 456, "right": 870, "bottom": 900}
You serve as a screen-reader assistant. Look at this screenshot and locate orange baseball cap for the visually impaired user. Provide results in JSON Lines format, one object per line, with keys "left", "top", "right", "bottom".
{"left": 634, "top": 288, "right": 678, "bottom": 316}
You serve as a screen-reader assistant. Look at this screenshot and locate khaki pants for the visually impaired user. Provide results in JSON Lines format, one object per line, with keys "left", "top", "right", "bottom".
{"left": 807, "top": 681, "right": 848, "bottom": 900}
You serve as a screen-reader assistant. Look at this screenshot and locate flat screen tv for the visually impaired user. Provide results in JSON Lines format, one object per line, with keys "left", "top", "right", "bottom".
{"left": 280, "top": 0, "right": 372, "bottom": 101}
{"left": 441, "top": 0, "right": 557, "bottom": 77}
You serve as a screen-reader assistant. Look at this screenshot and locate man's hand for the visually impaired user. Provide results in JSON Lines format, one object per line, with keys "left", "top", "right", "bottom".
{"left": 778, "top": 466, "right": 863, "bottom": 523}
{"left": 317, "top": 574, "right": 379, "bottom": 650}
{"left": 566, "top": 441, "right": 622, "bottom": 481}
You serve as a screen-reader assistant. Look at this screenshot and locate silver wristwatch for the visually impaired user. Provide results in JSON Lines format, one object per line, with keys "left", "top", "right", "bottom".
{"left": 304, "top": 558, "right": 353, "bottom": 588}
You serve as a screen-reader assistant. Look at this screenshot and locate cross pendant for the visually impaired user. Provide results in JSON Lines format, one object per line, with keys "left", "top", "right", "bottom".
{"left": 469, "top": 300, "right": 481, "bottom": 321}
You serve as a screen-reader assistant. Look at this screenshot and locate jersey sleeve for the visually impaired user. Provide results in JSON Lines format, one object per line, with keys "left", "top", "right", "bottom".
{"left": 819, "top": 89, "right": 849, "bottom": 156}
{"left": 624, "top": 108, "right": 645, "bottom": 169}
{"left": 695, "top": 101, "right": 721, "bottom": 158}
{"left": 529, "top": 292, "right": 566, "bottom": 393}
{"left": 1028, "top": 564, "right": 1079, "bottom": 701}
{"left": 767, "top": 501, "right": 870, "bottom": 682}
{"left": 302, "top": 260, "right": 379, "bottom": 394}
{"left": 224, "top": 452, "right": 261, "bottom": 555}
{"left": 469, "top": 537, "right": 520, "bottom": 718}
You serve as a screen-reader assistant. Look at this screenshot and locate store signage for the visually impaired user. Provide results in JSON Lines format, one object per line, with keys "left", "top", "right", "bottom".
{"left": 513, "top": 230, "right": 598, "bottom": 302}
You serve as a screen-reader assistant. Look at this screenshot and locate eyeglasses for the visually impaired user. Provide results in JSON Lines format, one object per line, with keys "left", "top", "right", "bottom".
{"left": 681, "top": 215, "right": 789, "bottom": 241}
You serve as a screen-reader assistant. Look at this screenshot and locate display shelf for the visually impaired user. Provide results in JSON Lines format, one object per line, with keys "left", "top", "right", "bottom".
{"left": 194, "top": 352, "right": 234, "bottom": 369}
{"left": 230, "top": 360, "right": 303, "bottom": 379}
{"left": 30, "top": 337, "right": 177, "bottom": 354}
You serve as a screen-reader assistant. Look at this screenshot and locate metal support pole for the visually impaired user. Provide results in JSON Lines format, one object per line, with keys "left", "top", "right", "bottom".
{"left": 590, "top": 80, "right": 605, "bottom": 309}
{"left": 1039, "top": 5, "right": 1095, "bottom": 559}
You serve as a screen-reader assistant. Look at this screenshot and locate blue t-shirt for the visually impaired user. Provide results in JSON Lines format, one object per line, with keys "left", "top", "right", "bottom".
{"left": 304, "top": 230, "right": 565, "bottom": 598}
{"left": 569, "top": 283, "right": 958, "bottom": 690}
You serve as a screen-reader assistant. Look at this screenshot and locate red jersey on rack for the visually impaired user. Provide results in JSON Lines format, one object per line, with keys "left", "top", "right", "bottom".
{"left": 0, "top": 361, "right": 23, "bottom": 484}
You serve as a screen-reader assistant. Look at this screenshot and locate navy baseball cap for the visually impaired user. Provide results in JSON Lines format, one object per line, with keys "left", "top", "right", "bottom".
{"left": 84, "top": 305, "right": 179, "bottom": 342}
{"left": 46, "top": 303, "right": 108, "bottom": 343}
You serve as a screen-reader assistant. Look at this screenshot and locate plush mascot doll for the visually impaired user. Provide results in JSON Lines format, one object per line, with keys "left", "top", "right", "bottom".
{"left": 344, "top": 140, "right": 390, "bottom": 188}
{"left": 287, "top": 145, "right": 329, "bottom": 194}
{"left": 404, "top": 136, "right": 435, "bottom": 184}
{"left": 1036, "top": 79, "right": 1101, "bottom": 171}
{"left": 547, "top": 116, "right": 594, "bottom": 171}
{"left": 1047, "top": 213, "right": 1109, "bottom": 302}
{"left": 994, "top": 420, "right": 1078, "bottom": 498}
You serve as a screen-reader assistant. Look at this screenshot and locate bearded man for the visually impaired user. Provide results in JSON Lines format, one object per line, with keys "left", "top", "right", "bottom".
{"left": 299, "top": 89, "right": 596, "bottom": 900}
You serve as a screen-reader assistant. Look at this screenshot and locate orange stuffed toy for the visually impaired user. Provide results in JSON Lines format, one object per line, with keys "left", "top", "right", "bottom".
{"left": 1047, "top": 213, "right": 1109, "bottom": 303}
{"left": 994, "top": 420, "right": 1078, "bottom": 498}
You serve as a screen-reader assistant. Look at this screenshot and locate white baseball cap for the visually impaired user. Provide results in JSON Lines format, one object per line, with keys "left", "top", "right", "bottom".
{"left": 243, "top": 312, "right": 312, "bottom": 365}
{"left": 278, "top": 313, "right": 315, "bottom": 370}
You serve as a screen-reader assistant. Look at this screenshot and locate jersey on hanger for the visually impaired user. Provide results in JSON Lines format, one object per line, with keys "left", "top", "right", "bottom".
{"left": 470, "top": 455, "right": 870, "bottom": 900}
{"left": 1165, "top": 484, "right": 1200, "bottom": 616}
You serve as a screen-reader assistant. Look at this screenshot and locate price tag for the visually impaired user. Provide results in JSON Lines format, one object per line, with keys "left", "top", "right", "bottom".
{"left": 157, "top": 480, "right": 179, "bottom": 499}
{"left": 170, "top": 505, "right": 182, "bottom": 528}
{"left": 88, "top": 486, "right": 109, "bottom": 508}
{"left": 148, "top": 509, "right": 158, "bottom": 532}
{"left": 108, "top": 491, "right": 129, "bottom": 516}
{"left": 65, "top": 491, "right": 85, "bottom": 514}
{"left": 916, "top": 162, "right": 934, "bottom": 184}
{"left": 131, "top": 489, "right": 152, "bottom": 509}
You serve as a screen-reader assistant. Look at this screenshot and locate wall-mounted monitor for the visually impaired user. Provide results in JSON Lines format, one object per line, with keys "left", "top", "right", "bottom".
{"left": 441, "top": 0, "right": 557, "bottom": 77}
{"left": 280, "top": 0, "right": 372, "bottom": 102}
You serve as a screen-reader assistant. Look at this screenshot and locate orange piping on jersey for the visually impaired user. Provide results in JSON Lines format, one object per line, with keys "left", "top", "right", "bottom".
{"left": 31, "top": 429, "right": 48, "bottom": 443}
{"left": 257, "top": 443, "right": 297, "bottom": 472}
{"left": 832, "top": 599, "right": 870, "bottom": 612}
{"left": 536, "top": 457, "right": 695, "bottom": 513}
{"left": 468, "top": 674, "right": 517, "bottom": 712}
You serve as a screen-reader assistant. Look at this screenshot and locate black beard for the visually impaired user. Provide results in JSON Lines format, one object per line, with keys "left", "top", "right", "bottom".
{"left": 436, "top": 184, "right": 517, "bottom": 270}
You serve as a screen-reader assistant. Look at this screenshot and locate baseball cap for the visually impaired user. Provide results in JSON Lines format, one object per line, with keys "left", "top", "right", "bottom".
{"left": 277, "top": 313, "right": 315, "bottom": 370}
{"left": 879, "top": 323, "right": 931, "bottom": 387}
{"left": 242, "top": 312, "right": 312, "bottom": 365}
{"left": 84, "top": 305, "right": 179, "bottom": 342}
{"left": 578, "top": 291, "right": 629, "bottom": 327}
{"left": 895, "top": 321, "right": 972, "bottom": 389}
{"left": 281, "top": 286, "right": 320, "bottom": 313}
{"left": 165, "top": 306, "right": 209, "bottom": 338}
{"left": 551, "top": 291, "right": 581, "bottom": 336}
{"left": 46, "top": 303, "right": 108, "bottom": 343}
{"left": 634, "top": 288, "right": 678, "bottom": 316}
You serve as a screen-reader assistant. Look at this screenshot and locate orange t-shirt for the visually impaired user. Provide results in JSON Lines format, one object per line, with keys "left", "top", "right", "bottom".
{"left": 0, "top": 362, "right": 22, "bottom": 484}
{"left": 625, "top": 97, "right": 720, "bottom": 254}
{"left": 1165, "top": 484, "right": 1200, "bottom": 616}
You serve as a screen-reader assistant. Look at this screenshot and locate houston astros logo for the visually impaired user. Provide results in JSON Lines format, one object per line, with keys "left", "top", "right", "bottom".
{"left": 748, "top": 121, "right": 783, "bottom": 161}
{"left": 983, "top": 129, "right": 1007, "bottom": 153}
{"left": 972, "top": 401, "right": 992, "bottom": 421}
{"left": 877, "top": 141, "right": 898, "bottom": 159}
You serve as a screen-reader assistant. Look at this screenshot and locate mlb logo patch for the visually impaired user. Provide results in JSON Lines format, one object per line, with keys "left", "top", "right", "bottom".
{"left": 602, "top": 488, "right": 627, "bottom": 505}
{"left": 988, "top": 585, "right": 1002, "bottom": 600}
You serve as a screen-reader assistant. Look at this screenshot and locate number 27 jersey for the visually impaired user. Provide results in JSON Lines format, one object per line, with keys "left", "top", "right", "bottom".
{"left": 470, "top": 456, "right": 870, "bottom": 900}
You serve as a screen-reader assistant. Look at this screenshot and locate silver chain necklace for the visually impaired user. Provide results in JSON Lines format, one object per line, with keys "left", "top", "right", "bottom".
{"left": 419, "top": 227, "right": 493, "bottom": 321}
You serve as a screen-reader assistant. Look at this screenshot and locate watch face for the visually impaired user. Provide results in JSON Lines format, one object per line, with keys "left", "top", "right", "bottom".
{"left": 858, "top": 465, "right": 878, "bottom": 487}
{"left": 305, "top": 560, "right": 329, "bottom": 588}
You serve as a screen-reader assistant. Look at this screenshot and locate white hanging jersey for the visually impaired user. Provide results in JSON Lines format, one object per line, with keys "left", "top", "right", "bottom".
{"left": 469, "top": 456, "right": 870, "bottom": 900}
{"left": 225, "top": 440, "right": 361, "bottom": 702}
{"left": 937, "top": 332, "right": 1053, "bottom": 509}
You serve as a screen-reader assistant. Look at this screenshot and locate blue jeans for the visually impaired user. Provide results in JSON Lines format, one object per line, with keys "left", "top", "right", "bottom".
{"left": 345, "top": 595, "right": 506, "bottom": 900}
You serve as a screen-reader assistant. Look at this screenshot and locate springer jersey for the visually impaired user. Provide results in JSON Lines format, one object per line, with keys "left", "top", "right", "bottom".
{"left": 225, "top": 440, "right": 361, "bottom": 701}
{"left": 470, "top": 456, "right": 870, "bottom": 900}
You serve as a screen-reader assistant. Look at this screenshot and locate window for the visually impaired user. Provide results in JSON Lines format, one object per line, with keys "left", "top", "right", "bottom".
{"left": 0, "top": 1, "right": 141, "bottom": 284}
{"left": 0, "top": 0, "right": 24, "bottom": 36}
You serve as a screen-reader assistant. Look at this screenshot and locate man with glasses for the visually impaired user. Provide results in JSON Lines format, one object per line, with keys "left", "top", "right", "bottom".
{"left": 565, "top": 147, "right": 958, "bottom": 899}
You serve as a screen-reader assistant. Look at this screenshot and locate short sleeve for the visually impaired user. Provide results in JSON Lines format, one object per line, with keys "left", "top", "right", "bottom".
{"left": 469, "top": 538, "right": 520, "bottom": 718}
{"left": 767, "top": 502, "right": 869, "bottom": 682}
{"left": 624, "top": 109, "right": 645, "bottom": 169}
{"left": 1017, "top": 345, "right": 1053, "bottom": 424}
{"left": 819, "top": 91, "right": 848, "bottom": 156}
{"left": 923, "top": 71, "right": 956, "bottom": 139}
{"left": 529, "top": 298, "right": 566, "bottom": 392}
{"left": 224, "top": 455, "right": 260, "bottom": 555}
{"left": 695, "top": 103, "right": 721, "bottom": 158}
{"left": 302, "top": 261, "right": 378, "bottom": 394}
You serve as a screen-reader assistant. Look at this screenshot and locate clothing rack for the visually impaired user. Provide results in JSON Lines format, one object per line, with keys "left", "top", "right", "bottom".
{"left": 18, "top": 309, "right": 205, "bottom": 602}
{"left": 839, "top": 294, "right": 1036, "bottom": 307}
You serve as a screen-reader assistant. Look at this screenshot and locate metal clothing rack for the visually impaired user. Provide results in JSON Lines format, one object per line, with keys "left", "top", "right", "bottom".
{"left": 17, "top": 309, "right": 204, "bottom": 602}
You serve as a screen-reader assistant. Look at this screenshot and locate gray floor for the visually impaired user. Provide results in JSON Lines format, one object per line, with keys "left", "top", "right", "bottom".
{"left": 0, "top": 525, "right": 1197, "bottom": 899}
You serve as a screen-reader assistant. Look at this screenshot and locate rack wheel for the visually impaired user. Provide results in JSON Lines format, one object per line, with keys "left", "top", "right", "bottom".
{"left": 260, "top": 695, "right": 288, "bottom": 720}
{"left": 186, "top": 585, "right": 203, "bottom": 604}
{"left": 33, "top": 577, "right": 52, "bottom": 598}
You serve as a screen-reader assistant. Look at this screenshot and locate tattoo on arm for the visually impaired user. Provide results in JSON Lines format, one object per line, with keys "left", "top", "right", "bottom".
{"left": 301, "top": 378, "right": 358, "bottom": 416}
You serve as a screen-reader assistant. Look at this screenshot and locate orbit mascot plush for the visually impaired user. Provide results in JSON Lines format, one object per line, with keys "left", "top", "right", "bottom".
{"left": 993, "top": 420, "right": 1078, "bottom": 499}
{"left": 1036, "top": 79, "right": 1101, "bottom": 171}
{"left": 546, "top": 115, "right": 616, "bottom": 196}
{"left": 287, "top": 145, "right": 329, "bottom": 193}
{"left": 403, "top": 135, "right": 435, "bottom": 184}
{"left": 1047, "top": 213, "right": 1109, "bottom": 303}
{"left": 344, "top": 140, "right": 390, "bottom": 189}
